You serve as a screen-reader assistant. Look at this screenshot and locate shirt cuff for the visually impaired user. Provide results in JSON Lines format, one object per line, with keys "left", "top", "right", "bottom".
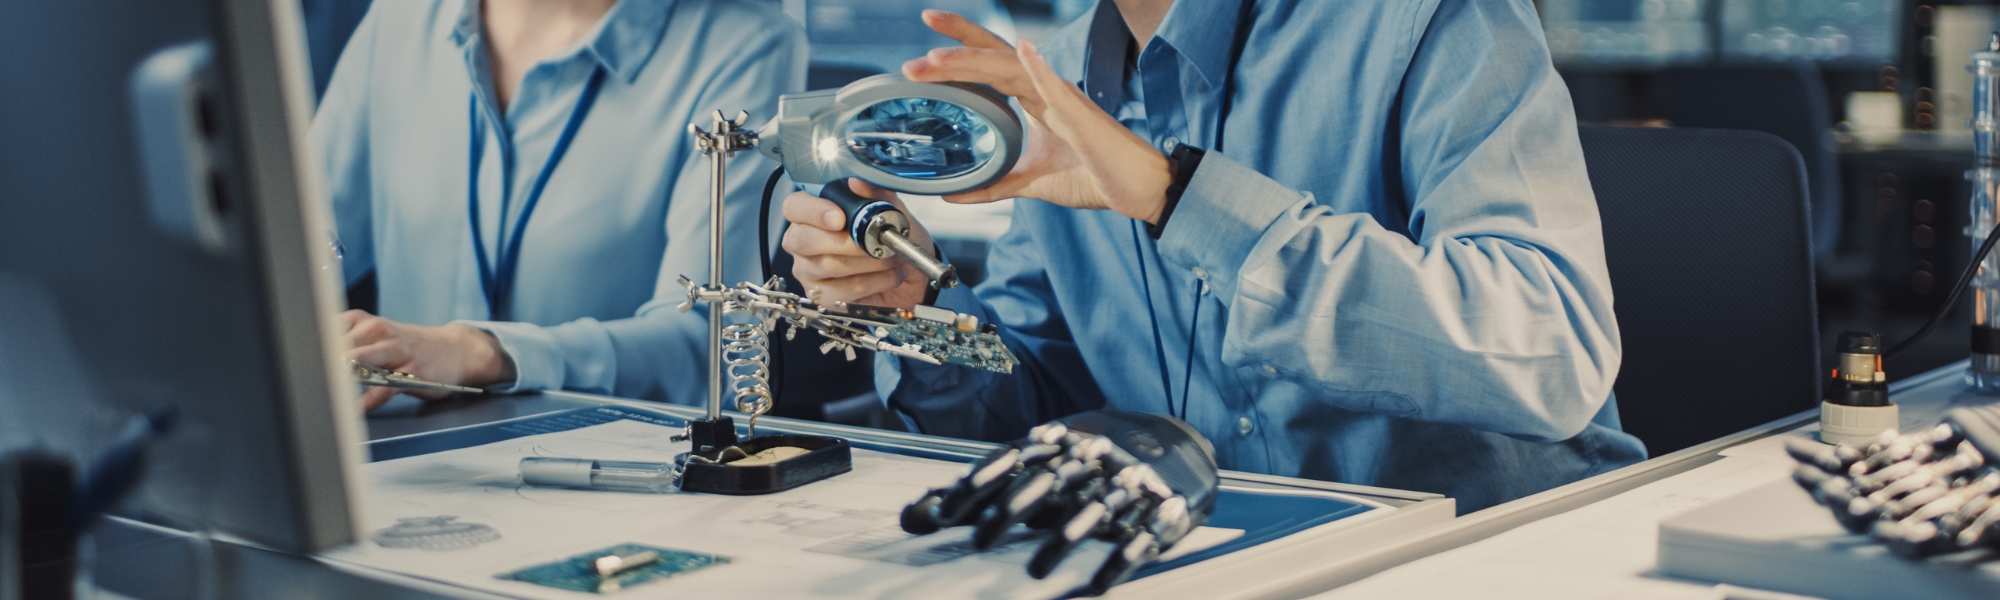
{"left": 455, "top": 318, "right": 617, "bottom": 394}
{"left": 1156, "top": 152, "right": 1306, "bottom": 299}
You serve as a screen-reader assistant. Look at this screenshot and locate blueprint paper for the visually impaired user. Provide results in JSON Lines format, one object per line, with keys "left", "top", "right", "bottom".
{"left": 320, "top": 420, "right": 1239, "bottom": 599}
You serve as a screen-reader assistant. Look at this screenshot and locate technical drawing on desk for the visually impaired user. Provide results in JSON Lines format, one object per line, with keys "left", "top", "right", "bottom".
{"left": 322, "top": 420, "right": 1245, "bottom": 600}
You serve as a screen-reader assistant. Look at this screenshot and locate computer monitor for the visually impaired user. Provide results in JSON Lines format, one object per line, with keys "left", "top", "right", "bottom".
{"left": 1540, "top": 0, "right": 1714, "bottom": 68}
{"left": 0, "top": 0, "right": 365, "bottom": 554}
{"left": 1717, "top": 0, "right": 1901, "bottom": 66}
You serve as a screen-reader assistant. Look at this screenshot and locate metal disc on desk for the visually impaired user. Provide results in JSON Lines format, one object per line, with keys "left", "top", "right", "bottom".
{"left": 372, "top": 516, "right": 501, "bottom": 551}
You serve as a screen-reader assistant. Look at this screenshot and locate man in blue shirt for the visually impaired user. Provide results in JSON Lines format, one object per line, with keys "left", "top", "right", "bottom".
{"left": 315, "top": 0, "right": 804, "bottom": 410}
{"left": 782, "top": 0, "right": 1647, "bottom": 511}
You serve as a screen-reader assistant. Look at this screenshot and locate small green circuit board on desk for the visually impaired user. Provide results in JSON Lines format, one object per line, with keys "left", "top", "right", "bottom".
{"left": 496, "top": 543, "right": 730, "bottom": 594}
{"left": 846, "top": 303, "right": 1018, "bottom": 373}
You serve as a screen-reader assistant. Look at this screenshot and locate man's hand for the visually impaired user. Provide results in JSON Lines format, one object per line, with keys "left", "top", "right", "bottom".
{"left": 340, "top": 310, "right": 516, "bottom": 411}
{"left": 903, "top": 10, "right": 1175, "bottom": 224}
{"left": 781, "top": 180, "right": 937, "bottom": 309}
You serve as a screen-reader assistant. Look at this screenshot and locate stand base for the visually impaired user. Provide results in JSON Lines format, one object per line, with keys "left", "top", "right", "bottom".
{"left": 4, "top": 451, "right": 79, "bottom": 600}
{"left": 677, "top": 434, "right": 852, "bottom": 495}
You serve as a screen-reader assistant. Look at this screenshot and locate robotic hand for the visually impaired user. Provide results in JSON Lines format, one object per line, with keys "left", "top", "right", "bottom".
{"left": 1787, "top": 404, "right": 2000, "bottom": 557}
{"left": 900, "top": 410, "right": 1219, "bottom": 597}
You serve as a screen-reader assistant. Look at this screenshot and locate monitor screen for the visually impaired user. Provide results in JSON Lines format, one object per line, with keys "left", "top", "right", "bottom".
{"left": 0, "top": 0, "right": 365, "bottom": 554}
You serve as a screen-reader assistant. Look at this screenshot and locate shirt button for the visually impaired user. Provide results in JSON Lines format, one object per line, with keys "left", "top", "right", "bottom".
{"left": 1237, "top": 417, "right": 1254, "bottom": 435}
{"left": 1163, "top": 137, "right": 1180, "bottom": 152}
{"left": 1192, "top": 267, "right": 1209, "bottom": 280}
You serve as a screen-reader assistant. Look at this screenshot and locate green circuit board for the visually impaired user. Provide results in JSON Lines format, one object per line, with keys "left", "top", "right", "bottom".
{"left": 496, "top": 543, "right": 731, "bottom": 594}
{"left": 846, "top": 304, "right": 1017, "bottom": 373}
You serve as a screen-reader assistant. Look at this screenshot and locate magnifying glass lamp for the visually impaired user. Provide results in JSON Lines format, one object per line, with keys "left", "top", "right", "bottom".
{"left": 757, "top": 74, "right": 1025, "bottom": 289}
{"left": 661, "top": 76, "right": 1024, "bottom": 496}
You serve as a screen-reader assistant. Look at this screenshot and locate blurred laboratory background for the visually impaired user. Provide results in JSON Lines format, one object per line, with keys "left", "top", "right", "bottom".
{"left": 297, "top": 0, "right": 2000, "bottom": 385}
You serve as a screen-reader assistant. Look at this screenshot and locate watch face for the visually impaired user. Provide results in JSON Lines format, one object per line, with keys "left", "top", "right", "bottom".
{"left": 838, "top": 97, "right": 999, "bottom": 180}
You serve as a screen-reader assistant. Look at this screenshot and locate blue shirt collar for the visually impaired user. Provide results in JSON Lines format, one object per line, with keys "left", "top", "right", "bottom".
{"left": 1083, "top": 0, "right": 1246, "bottom": 114}
{"left": 450, "top": 0, "right": 675, "bottom": 83}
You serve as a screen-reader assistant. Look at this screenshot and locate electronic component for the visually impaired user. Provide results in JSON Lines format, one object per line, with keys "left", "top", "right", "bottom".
{"left": 845, "top": 303, "right": 1015, "bottom": 373}
{"left": 593, "top": 549, "right": 660, "bottom": 577}
{"left": 1821, "top": 331, "right": 1898, "bottom": 445}
{"left": 349, "top": 359, "right": 482, "bottom": 395}
{"left": 677, "top": 277, "right": 1016, "bottom": 375}
{"left": 495, "top": 543, "right": 730, "bottom": 594}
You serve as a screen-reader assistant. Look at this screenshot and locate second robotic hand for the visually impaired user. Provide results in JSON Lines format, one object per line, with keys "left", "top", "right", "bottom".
{"left": 818, "top": 178, "right": 959, "bottom": 290}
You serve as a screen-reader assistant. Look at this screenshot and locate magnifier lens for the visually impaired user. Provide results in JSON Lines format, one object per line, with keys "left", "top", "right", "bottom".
{"left": 841, "top": 98, "right": 999, "bottom": 180}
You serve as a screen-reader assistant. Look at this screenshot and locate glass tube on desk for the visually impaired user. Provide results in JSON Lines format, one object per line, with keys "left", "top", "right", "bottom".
{"left": 1968, "top": 35, "right": 2000, "bottom": 391}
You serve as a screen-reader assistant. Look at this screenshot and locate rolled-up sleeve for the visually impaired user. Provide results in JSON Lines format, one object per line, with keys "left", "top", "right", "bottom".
{"left": 1157, "top": 0, "right": 1619, "bottom": 442}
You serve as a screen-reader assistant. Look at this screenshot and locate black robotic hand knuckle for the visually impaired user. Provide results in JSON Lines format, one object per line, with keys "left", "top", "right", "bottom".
{"left": 899, "top": 410, "right": 1219, "bottom": 596}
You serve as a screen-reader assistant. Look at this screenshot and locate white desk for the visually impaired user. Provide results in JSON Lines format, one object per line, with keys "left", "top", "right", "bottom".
{"left": 89, "top": 390, "right": 1454, "bottom": 600}
{"left": 1310, "top": 361, "right": 1994, "bottom": 599}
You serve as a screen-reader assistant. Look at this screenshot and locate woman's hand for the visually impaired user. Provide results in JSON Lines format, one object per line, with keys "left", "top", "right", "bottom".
{"left": 781, "top": 180, "right": 937, "bottom": 309}
{"left": 340, "top": 310, "right": 515, "bottom": 411}
{"left": 902, "top": 10, "right": 1176, "bottom": 224}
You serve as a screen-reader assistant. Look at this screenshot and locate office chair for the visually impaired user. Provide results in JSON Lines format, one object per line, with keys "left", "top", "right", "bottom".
{"left": 1579, "top": 125, "right": 1821, "bottom": 455}
{"left": 1660, "top": 63, "right": 1841, "bottom": 259}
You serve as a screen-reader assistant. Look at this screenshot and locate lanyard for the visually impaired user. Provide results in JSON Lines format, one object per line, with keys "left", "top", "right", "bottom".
{"left": 468, "top": 66, "right": 607, "bottom": 320}
{"left": 1124, "top": 0, "right": 1256, "bottom": 419}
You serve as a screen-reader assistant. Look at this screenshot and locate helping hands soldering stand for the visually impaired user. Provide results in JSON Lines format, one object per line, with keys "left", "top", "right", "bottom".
{"left": 523, "top": 77, "right": 1022, "bottom": 496}
{"left": 670, "top": 111, "right": 854, "bottom": 495}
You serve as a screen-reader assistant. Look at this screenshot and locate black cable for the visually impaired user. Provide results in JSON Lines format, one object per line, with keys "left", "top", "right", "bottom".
{"left": 759, "top": 166, "right": 785, "bottom": 285}
{"left": 1131, "top": 222, "right": 1177, "bottom": 415}
{"left": 1885, "top": 222, "right": 2000, "bottom": 358}
{"left": 759, "top": 167, "right": 787, "bottom": 408}
{"left": 1176, "top": 281, "right": 1202, "bottom": 421}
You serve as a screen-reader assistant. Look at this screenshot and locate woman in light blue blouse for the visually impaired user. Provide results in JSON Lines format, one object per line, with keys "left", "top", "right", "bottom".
{"left": 313, "top": 0, "right": 805, "bottom": 410}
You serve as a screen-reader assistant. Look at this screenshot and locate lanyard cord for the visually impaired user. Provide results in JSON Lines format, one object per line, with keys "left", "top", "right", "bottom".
{"left": 468, "top": 66, "right": 608, "bottom": 320}
{"left": 1133, "top": 221, "right": 1181, "bottom": 418}
{"left": 1132, "top": 0, "right": 1254, "bottom": 421}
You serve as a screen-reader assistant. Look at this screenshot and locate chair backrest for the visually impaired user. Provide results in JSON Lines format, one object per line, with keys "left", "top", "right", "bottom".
{"left": 1660, "top": 64, "right": 1841, "bottom": 258}
{"left": 1579, "top": 125, "right": 1822, "bottom": 455}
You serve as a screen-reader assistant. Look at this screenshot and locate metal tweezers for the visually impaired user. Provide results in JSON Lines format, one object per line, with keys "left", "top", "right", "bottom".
{"left": 348, "top": 359, "right": 483, "bottom": 394}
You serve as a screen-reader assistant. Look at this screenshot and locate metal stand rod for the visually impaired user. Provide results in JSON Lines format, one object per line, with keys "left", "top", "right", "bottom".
{"left": 706, "top": 135, "right": 726, "bottom": 422}
{"left": 691, "top": 111, "right": 756, "bottom": 424}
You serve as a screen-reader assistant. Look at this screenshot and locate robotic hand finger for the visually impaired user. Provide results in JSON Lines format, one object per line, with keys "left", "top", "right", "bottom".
{"left": 900, "top": 410, "right": 1218, "bottom": 597}
{"left": 1787, "top": 404, "right": 2000, "bottom": 557}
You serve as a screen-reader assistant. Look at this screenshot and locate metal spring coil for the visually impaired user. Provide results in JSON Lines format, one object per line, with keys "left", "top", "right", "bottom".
{"left": 722, "top": 301, "right": 774, "bottom": 435}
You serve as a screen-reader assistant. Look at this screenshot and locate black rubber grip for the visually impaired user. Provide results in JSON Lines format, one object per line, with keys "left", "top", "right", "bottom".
{"left": 819, "top": 178, "right": 872, "bottom": 224}
{"left": 1975, "top": 325, "right": 2000, "bottom": 355}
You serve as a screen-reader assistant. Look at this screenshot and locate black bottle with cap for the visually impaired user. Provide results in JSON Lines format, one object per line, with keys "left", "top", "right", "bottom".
{"left": 1821, "top": 331, "right": 1898, "bottom": 445}
{"left": 1830, "top": 331, "right": 1888, "bottom": 407}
